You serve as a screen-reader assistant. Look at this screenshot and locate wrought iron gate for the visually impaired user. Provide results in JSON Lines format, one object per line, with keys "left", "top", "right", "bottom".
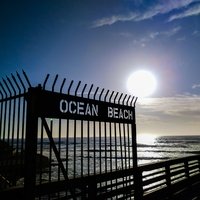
{"left": 0, "top": 71, "right": 137, "bottom": 199}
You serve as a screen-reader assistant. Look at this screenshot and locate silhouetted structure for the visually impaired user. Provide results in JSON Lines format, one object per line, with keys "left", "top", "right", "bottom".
{"left": 0, "top": 71, "right": 200, "bottom": 200}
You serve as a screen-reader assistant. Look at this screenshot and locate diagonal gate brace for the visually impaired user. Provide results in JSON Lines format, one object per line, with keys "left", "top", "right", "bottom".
{"left": 41, "top": 117, "right": 76, "bottom": 200}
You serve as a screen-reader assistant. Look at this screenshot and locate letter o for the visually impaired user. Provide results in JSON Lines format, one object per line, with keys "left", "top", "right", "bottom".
{"left": 60, "top": 100, "right": 68, "bottom": 113}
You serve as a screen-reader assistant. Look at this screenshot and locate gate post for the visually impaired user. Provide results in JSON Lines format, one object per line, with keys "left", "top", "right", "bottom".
{"left": 132, "top": 122, "right": 143, "bottom": 200}
{"left": 24, "top": 85, "right": 41, "bottom": 199}
{"left": 132, "top": 106, "right": 143, "bottom": 200}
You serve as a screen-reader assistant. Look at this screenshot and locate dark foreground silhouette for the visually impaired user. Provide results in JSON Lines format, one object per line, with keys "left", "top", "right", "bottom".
{"left": 0, "top": 140, "right": 49, "bottom": 190}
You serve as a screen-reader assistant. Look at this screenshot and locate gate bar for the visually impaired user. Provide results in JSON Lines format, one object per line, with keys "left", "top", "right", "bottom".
{"left": 41, "top": 117, "right": 76, "bottom": 200}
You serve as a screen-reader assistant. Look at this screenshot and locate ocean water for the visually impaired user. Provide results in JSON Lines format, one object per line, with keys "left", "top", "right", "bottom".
{"left": 137, "top": 135, "right": 200, "bottom": 165}
{"left": 36, "top": 135, "right": 200, "bottom": 182}
{"left": 12, "top": 134, "right": 200, "bottom": 198}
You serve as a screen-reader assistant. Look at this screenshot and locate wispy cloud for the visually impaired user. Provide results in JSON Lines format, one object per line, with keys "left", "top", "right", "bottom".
{"left": 137, "top": 94, "right": 200, "bottom": 135}
{"left": 139, "top": 95, "right": 200, "bottom": 117}
{"left": 149, "top": 26, "right": 181, "bottom": 38}
{"left": 92, "top": 13, "right": 138, "bottom": 28}
{"left": 177, "top": 36, "right": 186, "bottom": 41}
{"left": 192, "top": 83, "right": 200, "bottom": 89}
{"left": 132, "top": 26, "right": 181, "bottom": 47}
{"left": 133, "top": 37, "right": 150, "bottom": 47}
{"left": 92, "top": 0, "right": 198, "bottom": 28}
{"left": 168, "top": 3, "right": 200, "bottom": 21}
{"left": 192, "top": 30, "right": 200, "bottom": 36}
{"left": 162, "top": 26, "right": 182, "bottom": 37}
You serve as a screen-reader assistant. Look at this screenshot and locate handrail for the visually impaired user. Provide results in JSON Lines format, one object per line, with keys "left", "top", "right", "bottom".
{"left": 1, "top": 154, "right": 200, "bottom": 199}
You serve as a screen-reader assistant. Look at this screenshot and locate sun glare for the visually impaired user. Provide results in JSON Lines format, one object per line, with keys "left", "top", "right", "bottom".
{"left": 137, "top": 133, "right": 157, "bottom": 145}
{"left": 127, "top": 70, "right": 157, "bottom": 97}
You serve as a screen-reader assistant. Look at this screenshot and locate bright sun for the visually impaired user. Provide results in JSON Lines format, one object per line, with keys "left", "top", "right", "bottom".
{"left": 127, "top": 70, "right": 157, "bottom": 97}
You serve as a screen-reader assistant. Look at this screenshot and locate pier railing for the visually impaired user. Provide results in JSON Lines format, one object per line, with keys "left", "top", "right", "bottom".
{"left": 139, "top": 154, "right": 200, "bottom": 200}
{"left": 1, "top": 154, "right": 200, "bottom": 199}
{"left": 33, "top": 154, "right": 200, "bottom": 199}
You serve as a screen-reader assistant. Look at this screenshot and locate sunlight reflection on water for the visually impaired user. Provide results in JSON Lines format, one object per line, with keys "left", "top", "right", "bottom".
{"left": 137, "top": 133, "right": 157, "bottom": 145}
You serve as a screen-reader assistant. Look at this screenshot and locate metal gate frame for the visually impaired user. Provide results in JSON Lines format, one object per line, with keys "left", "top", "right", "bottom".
{"left": 0, "top": 71, "right": 138, "bottom": 199}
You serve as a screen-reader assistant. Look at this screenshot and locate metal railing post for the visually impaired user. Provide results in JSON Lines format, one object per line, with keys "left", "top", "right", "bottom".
{"left": 88, "top": 177, "right": 97, "bottom": 200}
{"left": 165, "top": 163, "right": 172, "bottom": 199}
{"left": 184, "top": 161, "right": 190, "bottom": 179}
{"left": 165, "top": 164, "right": 171, "bottom": 187}
{"left": 134, "top": 168, "right": 143, "bottom": 200}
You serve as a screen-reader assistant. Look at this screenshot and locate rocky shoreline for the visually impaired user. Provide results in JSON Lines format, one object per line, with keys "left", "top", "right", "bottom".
{"left": 0, "top": 140, "right": 49, "bottom": 190}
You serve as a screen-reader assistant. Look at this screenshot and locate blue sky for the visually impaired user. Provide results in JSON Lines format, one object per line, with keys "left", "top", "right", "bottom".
{"left": 1, "top": 0, "right": 200, "bottom": 135}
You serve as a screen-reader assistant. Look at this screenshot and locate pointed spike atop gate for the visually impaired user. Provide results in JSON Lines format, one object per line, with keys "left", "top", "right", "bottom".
{"left": 93, "top": 87, "right": 99, "bottom": 100}
{"left": 99, "top": 88, "right": 104, "bottom": 101}
{"left": 52, "top": 74, "right": 58, "bottom": 92}
{"left": 130, "top": 96, "right": 135, "bottom": 106}
{"left": 133, "top": 97, "right": 138, "bottom": 107}
{"left": 109, "top": 91, "right": 114, "bottom": 102}
{"left": 68, "top": 80, "right": 74, "bottom": 95}
{"left": 0, "top": 82, "right": 7, "bottom": 98}
{"left": 104, "top": 90, "right": 110, "bottom": 102}
{"left": 0, "top": 90, "right": 3, "bottom": 99}
{"left": 43, "top": 74, "right": 50, "bottom": 90}
{"left": 11, "top": 73, "right": 21, "bottom": 94}
{"left": 16, "top": 71, "right": 26, "bottom": 91}
{"left": 122, "top": 94, "right": 127, "bottom": 105}
{"left": 126, "top": 95, "right": 131, "bottom": 106}
{"left": 2, "top": 78, "right": 12, "bottom": 96}
{"left": 81, "top": 84, "right": 87, "bottom": 97}
{"left": 60, "top": 78, "right": 66, "bottom": 93}
{"left": 22, "top": 70, "right": 32, "bottom": 88}
{"left": 118, "top": 93, "right": 123, "bottom": 104}
{"left": 88, "top": 84, "right": 93, "bottom": 98}
{"left": 6, "top": 76, "right": 16, "bottom": 95}
{"left": 75, "top": 81, "right": 81, "bottom": 96}
{"left": 114, "top": 92, "right": 119, "bottom": 103}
